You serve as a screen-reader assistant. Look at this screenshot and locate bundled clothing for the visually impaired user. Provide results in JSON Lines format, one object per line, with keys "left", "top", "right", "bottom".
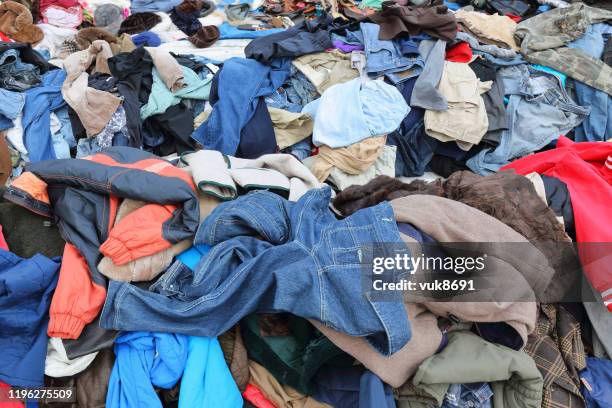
{"left": 99, "top": 187, "right": 411, "bottom": 356}
{"left": 4, "top": 147, "right": 199, "bottom": 349}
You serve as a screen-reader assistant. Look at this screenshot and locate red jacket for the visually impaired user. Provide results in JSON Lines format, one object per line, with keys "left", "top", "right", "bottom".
{"left": 502, "top": 136, "right": 612, "bottom": 311}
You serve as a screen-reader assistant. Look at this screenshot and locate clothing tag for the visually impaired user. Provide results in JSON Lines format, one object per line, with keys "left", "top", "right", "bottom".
{"left": 206, "top": 63, "right": 219, "bottom": 74}
{"left": 580, "top": 377, "right": 593, "bottom": 392}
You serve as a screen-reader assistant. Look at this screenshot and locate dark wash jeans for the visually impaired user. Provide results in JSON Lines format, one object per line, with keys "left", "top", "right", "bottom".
{"left": 101, "top": 187, "right": 411, "bottom": 356}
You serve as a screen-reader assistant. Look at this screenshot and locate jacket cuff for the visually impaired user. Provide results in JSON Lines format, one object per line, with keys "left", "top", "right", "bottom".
{"left": 99, "top": 237, "right": 132, "bottom": 266}
{"left": 47, "top": 313, "right": 87, "bottom": 339}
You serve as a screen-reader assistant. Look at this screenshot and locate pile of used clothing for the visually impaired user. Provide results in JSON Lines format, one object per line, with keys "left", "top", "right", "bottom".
{"left": 1, "top": 0, "right": 612, "bottom": 406}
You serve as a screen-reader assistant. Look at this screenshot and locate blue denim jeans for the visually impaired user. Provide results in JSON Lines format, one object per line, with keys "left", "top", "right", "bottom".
{"left": 442, "top": 383, "right": 493, "bottom": 408}
{"left": 0, "top": 88, "right": 25, "bottom": 131}
{"left": 468, "top": 65, "right": 590, "bottom": 175}
{"left": 567, "top": 23, "right": 612, "bottom": 142}
{"left": 100, "top": 187, "right": 411, "bottom": 356}
{"left": 0, "top": 48, "right": 41, "bottom": 92}
{"left": 265, "top": 87, "right": 302, "bottom": 113}
{"left": 360, "top": 23, "right": 424, "bottom": 83}
{"left": 192, "top": 57, "right": 291, "bottom": 155}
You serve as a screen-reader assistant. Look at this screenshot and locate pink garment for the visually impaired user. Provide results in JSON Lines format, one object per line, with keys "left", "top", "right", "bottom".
{"left": 0, "top": 226, "right": 8, "bottom": 251}
{"left": 41, "top": 5, "right": 83, "bottom": 28}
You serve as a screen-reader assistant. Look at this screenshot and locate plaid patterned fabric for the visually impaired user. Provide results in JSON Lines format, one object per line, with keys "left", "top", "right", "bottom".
{"left": 525, "top": 304, "right": 586, "bottom": 408}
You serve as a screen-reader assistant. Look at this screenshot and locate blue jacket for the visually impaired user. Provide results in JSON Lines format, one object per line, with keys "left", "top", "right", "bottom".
{"left": 580, "top": 357, "right": 612, "bottom": 408}
{"left": 0, "top": 249, "right": 59, "bottom": 387}
{"left": 100, "top": 187, "right": 411, "bottom": 356}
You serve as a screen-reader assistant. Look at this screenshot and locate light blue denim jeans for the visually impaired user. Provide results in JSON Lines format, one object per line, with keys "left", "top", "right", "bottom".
{"left": 567, "top": 23, "right": 612, "bottom": 142}
{"left": 467, "top": 65, "right": 590, "bottom": 175}
{"left": 360, "top": 23, "right": 424, "bottom": 84}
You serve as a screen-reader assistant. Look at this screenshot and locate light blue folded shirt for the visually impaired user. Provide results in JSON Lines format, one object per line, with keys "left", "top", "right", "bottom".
{"left": 302, "top": 78, "right": 409, "bottom": 148}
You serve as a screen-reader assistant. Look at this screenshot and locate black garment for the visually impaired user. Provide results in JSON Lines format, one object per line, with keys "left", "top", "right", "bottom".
{"left": 235, "top": 98, "right": 277, "bottom": 159}
{"left": 170, "top": 3, "right": 202, "bottom": 36}
{"left": 469, "top": 58, "right": 496, "bottom": 82}
{"left": 541, "top": 175, "right": 576, "bottom": 240}
{"left": 481, "top": 74, "right": 508, "bottom": 148}
{"left": 428, "top": 154, "right": 469, "bottom": 177}
{"left": 0, "top": 189, "right": 64, "bottom": 259}
{"left": 108, "top": 47, "right": 154, "bottom": 148}
{"left": 63, "top": 316, "right": 119, "bottom": 359}
{"left": 572, "top": 0, "right": 612, "bottom": 11}
{"left": 472, "top": 322, "right": 523, "bottom": 350}
{"left": 118, "top": 12, "right": 162, "bottom": 35}
{"left": 487, "top": 0, "right": 533, "bottom": 16}
{"left": 144, "top": 103, "right": 196, "bottom": 156}
{"left": 172, "top": 53, "right": 207, "bottom": 72}
{"left": 604, "top": 34, "right": 612, "bottom": 67}
{"left": 244, "top": 16, "right": 333, "bottom": 64}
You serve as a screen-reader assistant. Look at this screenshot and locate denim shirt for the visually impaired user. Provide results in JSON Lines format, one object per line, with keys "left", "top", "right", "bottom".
{"left": 100, "top": 187, "right": 411, "bottom": 356}
{"left": 442, "top": 383, "right": 493, "bottom": 408}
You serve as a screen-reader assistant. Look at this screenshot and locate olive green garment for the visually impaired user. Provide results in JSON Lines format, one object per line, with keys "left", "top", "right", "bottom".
{"left": 395, "top": 331, "right": 543, "bottom": 408}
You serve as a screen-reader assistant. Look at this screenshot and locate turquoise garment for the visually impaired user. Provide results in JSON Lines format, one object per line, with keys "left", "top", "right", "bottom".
{"left": 141, "top": 66, "right": 213, "bottom": 120}
{"left": 106, "top": 332, "right": 188, "bottom": 408}
{"left": 179, "top": 337, "right": 242, "bottom": 408}
{"left": 176, "top": 244, "right": 211, "bottom": 270}
{"left": 531, "top": 64, "right": 567, "bottom": 87}
{"left": 359, "top": 0, "right": 383, "bottom": 9}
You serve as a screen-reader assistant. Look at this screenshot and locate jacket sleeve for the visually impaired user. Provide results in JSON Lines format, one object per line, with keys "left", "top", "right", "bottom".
{"left": 48, "top": 243, "right": 107, "bottom": 339}
{"left": 99, "top": 203, "right": 178, "bottom": 266}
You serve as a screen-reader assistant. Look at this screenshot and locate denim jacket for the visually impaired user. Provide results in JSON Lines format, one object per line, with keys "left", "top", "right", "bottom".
{"left": 101, "top": 187, "right": 411, "bottom": 356}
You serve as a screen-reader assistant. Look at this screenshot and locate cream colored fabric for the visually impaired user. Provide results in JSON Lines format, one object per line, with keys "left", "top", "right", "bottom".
{"left": 45, "top": 337, "right": 98, "bottom": 378}
{"left": 145, "top": 46, "right": 185, "bottom": 91}
{"left": 456, "top": 9, "right": 520, "bottom": 51}
{"left": 292, "top": 50, "right": 359, "bottom": 93}
{"left": 425, "top": 61, "right": 492, "bottom": 151}
{"left": 180, "top": 150, "right": 322, "bottom": 201}
{"left": 269, "top": 107, "right": 313, "bottom": 149}
{"left": 307, "top": 135, "right": 387, "bottom": 182}
{"left": 325, "top": 145, "right": 396, "bottom": 190}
